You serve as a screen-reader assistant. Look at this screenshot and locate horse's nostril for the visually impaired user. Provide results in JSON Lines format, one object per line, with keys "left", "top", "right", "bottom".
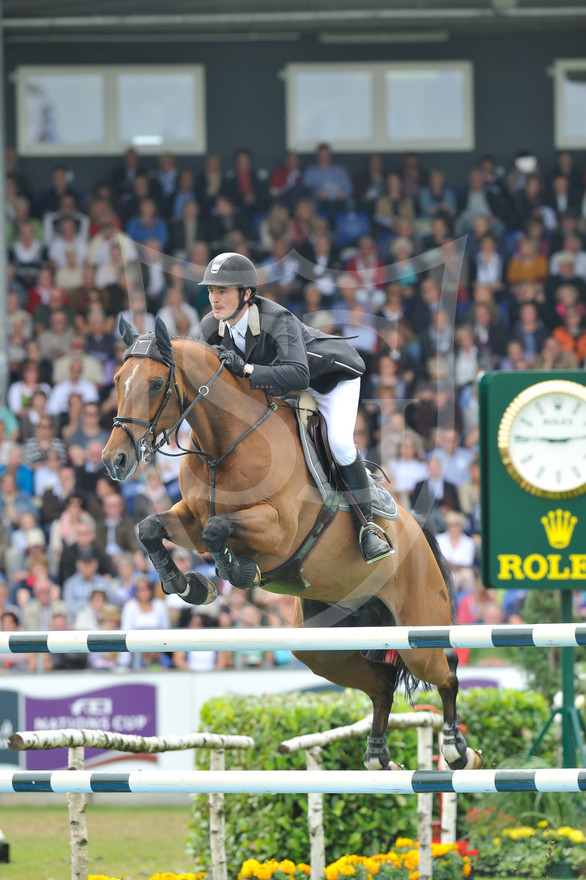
{"left": 115, "top": 452, "right": 127, "bottom": 471}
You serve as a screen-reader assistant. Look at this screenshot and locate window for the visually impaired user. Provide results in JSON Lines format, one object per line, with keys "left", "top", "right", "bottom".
{"left": 285, "top": 61, "right": 474, "bottom": 152}
{"left": 17, "top": 65, "right": 207, "bottom": 156}
{"left": 554, "top": 59, "right": 586, "bottom": 148}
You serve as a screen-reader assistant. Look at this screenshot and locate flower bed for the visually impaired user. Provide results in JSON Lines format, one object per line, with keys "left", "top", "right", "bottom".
{"left": 87, "top": 825, "right": 586, "bottom": 880}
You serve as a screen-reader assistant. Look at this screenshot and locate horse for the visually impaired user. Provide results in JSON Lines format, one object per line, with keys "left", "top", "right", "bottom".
{"left": 102, "top": 316, "right": 483, "bottom": 772}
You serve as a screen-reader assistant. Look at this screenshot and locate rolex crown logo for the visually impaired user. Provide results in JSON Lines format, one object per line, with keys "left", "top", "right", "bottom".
{"left": 541, "top": 509, "right": 578, "bottom": 549}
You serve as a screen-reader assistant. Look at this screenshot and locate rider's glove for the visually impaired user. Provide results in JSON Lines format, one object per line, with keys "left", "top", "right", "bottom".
{"left": 218, "top": 348, "right": 247, "bottom": 378}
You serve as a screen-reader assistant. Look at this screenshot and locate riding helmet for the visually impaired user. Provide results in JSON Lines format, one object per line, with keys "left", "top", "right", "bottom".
{"left": 198, "top": 252, "right": 258, "bottom": 291}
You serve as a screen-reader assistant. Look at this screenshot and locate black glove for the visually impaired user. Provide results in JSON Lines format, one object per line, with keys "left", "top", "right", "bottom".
{"left": 218, "top": 348, "right": 247, "bottom": 378}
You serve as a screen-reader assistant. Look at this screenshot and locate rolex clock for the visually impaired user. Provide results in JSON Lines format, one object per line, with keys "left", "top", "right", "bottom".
{"left": 497, "top": 379, "right": 586, "bottom": 499}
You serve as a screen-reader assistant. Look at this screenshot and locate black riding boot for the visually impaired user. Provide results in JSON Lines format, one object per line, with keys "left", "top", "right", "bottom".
{"left": 338, "top": 452, "right": 394, "bottom": 564}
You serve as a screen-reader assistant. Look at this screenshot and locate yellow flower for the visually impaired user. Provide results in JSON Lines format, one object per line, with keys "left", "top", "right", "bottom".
{"left": 431, "top": 843, "right": 453, "bottom": 857}
{"left": 339, "top": 865, "right": 355, "bottom": 876}
{"left": 297, "top": 864, "right": 311, "bottom": 875}
{"left": 462, "top": 864, "right": 472, "bottom": 877}
{"left": 395, "top": 838, "right": 414, "bottom": 848}
{"left": 408, "top": 872, "right": 419, "bottom": 880}
{"left": 255, "top": 868, "right": 273, "bottom": 880}
{"left": 537, "top": 820, "right": 549, "bottom": 828}
{"left": 279, "top": 861, "right": 296, "bottom": 875}
{"left": 569, "top": 830, "right": 585, "bottom": 844}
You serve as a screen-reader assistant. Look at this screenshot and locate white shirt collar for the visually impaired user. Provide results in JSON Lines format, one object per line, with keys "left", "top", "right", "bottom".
{"left": 229, "top": 308, "right": 250, "bottom": 342}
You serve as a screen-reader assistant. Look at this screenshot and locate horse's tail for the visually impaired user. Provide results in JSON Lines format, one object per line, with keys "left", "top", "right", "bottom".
{"left": 415, "top": 515, "right": 457, "bottom": 623}
{"left": 390, "top": 517, "right": 456, "bottom": 701}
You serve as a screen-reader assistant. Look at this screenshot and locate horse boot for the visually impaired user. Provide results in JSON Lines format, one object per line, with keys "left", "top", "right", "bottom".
{"left": 338, "top": 452, "right": 395, "bottom": 564}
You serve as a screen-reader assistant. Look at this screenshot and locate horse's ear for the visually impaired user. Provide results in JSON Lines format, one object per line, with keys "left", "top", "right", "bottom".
{"left": 155, "top": 316, "right": 174, "bottom": 362}
{"left": 119, "top": 315, "right": 139, "bottom": 347}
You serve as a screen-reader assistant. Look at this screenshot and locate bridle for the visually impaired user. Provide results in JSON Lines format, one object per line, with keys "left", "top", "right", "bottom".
{"left": 112, "top": 355, "right": 226, "bottom": 465}
{"left": 112, "top": 346, "right": 277, "bottom": 515}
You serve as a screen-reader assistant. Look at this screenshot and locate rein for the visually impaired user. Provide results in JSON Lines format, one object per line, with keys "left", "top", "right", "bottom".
{"left": 113, "top": 353, "right": 278, "bottom": 516}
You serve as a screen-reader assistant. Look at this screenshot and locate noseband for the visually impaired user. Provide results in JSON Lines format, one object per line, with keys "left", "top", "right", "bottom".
{"left": 112, "top": 355, "right": 226, "bottom": 464}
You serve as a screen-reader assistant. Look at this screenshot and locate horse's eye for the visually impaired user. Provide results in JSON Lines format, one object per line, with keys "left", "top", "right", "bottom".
{"left": 149, "top": 378, "right": 165, "bottom": 394}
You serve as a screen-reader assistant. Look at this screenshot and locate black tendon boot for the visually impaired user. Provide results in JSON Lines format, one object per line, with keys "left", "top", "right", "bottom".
{"left": 338, "top": 452, "right": 394, "bottom": 563}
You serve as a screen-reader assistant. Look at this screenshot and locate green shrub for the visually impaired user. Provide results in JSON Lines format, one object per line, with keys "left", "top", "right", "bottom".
{"left": 187, "top": 687, "right": 555, "bottom": 874}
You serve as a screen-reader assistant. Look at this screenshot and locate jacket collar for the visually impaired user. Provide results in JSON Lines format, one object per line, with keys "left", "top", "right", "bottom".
{"left": 218, "top": 302, "right": 260, "bottom": 338}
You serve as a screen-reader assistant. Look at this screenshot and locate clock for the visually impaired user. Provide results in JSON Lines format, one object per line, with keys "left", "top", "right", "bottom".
{"left": 497, "top": 378, "right": 586, "bottom": 499}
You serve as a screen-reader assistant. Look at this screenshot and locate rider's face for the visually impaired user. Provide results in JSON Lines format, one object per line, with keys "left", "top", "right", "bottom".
{"left": 208, "top": 286, "right": 251, "bottom": 324}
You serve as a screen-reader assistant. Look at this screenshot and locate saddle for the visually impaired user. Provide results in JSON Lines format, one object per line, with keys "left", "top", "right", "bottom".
{"left": 257, "top": 393, "right": 397, "bottom": 595}
{"left": 288, "top": 391, "right": 398, "bottom": 521}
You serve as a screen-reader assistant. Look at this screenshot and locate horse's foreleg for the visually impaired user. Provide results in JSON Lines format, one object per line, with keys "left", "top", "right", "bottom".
{"left": 138, "top": 501, "right": 217, "bottom": 606}
{"left": 201, "top": 504, "right": 283, "bottom": 590}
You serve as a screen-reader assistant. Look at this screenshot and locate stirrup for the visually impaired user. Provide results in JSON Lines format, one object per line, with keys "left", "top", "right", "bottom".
{"left": 358, "top": 523, "right": 395, "bottom": 564}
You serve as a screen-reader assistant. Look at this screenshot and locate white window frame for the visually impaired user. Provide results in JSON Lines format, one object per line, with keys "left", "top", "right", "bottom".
{"left": 16, "top": 65, "right": 207, "bottom": 156}
{"left": 285, "top": 61, "right": 474, "bottom": 153}
{"left": 553, "top": 59, "right": 586, "bottom": 149}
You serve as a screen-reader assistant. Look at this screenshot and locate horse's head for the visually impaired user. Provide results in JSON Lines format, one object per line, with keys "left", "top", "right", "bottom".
{"left": 102, "top": 315, "right": 182, "bottom": 481}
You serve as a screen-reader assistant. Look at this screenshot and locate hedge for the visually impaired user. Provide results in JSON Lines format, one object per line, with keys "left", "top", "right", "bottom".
{"left": 187, "top": 687, "right": 554, "bottom": 874}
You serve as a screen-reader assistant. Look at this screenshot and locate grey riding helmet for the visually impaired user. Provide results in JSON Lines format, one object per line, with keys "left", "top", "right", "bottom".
{"left": 198, "top": 252, "right": 258, "bottom": 292}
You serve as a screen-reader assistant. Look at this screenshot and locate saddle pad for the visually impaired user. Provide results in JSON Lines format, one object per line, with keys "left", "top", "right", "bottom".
{"left": 283, "top": 394, "right": 399, "bottom": 521}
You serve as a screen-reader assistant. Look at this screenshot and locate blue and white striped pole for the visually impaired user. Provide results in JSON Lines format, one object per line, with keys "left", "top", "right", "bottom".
{"left": 0, "top": 624, "right": 584, "bottom": 654}
{"left": 0, "top": 768, "right": 584, "bottom": 795}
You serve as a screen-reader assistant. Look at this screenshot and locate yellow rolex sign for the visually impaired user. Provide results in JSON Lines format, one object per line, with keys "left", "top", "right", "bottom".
{"left": 479, "top": 372, "right": 586, "bottom": 591}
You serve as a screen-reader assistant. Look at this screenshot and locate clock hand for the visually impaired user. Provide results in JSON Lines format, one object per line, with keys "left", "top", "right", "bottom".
{"left": 513, "top": 436, "right": 586, "bottom": 443}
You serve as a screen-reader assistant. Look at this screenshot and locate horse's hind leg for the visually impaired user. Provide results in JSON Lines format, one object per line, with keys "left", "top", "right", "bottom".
{"left": 400, "top": 646, "right": 483, "bottom": 770}
{"left": 138, "top": 501, "right": 217, "bottom": 606}
{"left": 293, "top": 646, "right": 401, "bottom": 770}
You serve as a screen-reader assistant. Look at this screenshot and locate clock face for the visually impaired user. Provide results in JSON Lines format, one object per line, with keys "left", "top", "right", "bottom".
{"left": 498, "top": 379, "right": 586, "bottom": 498}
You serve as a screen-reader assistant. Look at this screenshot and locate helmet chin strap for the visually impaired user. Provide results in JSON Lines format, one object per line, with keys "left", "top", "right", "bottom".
{"left": 225, "top": 288, "right": 251, "bottom": 324}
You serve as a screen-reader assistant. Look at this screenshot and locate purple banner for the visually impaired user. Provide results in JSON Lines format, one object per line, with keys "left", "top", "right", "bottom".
{"left": 24, "top": 683, "right": 157, "bottom": 770}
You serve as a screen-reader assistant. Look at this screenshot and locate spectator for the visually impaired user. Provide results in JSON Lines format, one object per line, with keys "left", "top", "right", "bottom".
{"left": 373, "top": 172, "right": 417, "bottom": 235}
{"left": 126, "top": 198, "right": 169, "bottom": 249}
{"left": 436, "top": 510, "right": 477, "bottom": 596}
{"left": 169, "top": 198, "right": 205, "bottom": 257}
{"left": 7, "top": 361, "right": 52, "bottom": 419}
{"left": 410, "top": 455, "right": 460, "bottom": 528}
{"left": 53, "top": 335, "right": 105, "bottom": 386}
{"left": 73, "top": 439, "right": 109, "bottom": 497}
{"left": 74, "top": 587, "right": 109, "bottom": 630}
{"left": 40, "top": 612, "right": 88, "bottom": 671}
{"left": 48, "top": 217, "right": 88, "bottom": 270}
{"left": 418, "top": 168, "right": 457, "bottom": 227}
{"left": 95, "top": 493, "right": 138, "bottom": 559}
{"left": 62, "top": 551, "right": 112, "bottom": 617}
{"left": 172, "top": 609, "right": 217, "bottom": 671}
{"left": 431, "top": 428, "right": 475, "bottom": 488}
{"left": 506, "top": 235, "right": 549, "bottom": 285}
{"left": 59, "top": 519, "right": 112, "bottom": 583}
{"left": 110, "top": 147, "right": 146, "bottom": 203}
{"left": 552, "top": 305, "right": 586, "bottom": 365}
{"left": 37, "top": 165, "right": 78, "bottom": 217}
{"left": 302, "top": 143, "right": 352, "bottom": 218}
{"left": 66, "top": 401, "right": 110, "bottom": 450}
{"left": 532, "top": 334, "right": 578, "bottom": 370}
{"left": 268, "top": 150, "right": 305, "bottom": 207}
{"left": 195, "top": 154, "right": 224, "bottom": 219}
{"left": 21, "top": 573, "right": 69, "bottom": 631}
{"left": 511, "top": 302, "right": 549, "bottom": 361}
{"left": 0, "top": 610, "right": 30, "bottom": 673}
{"left": 47, "top": 360, "right": 99, "bottom": 417}
{"left": 388, "top": 435, "right": 428, "bottom": 504}
{"left": 120, "top": 574, "right": 170, "bottom": 632}
{"left": 222, "top": 147, "right": 267, "bottom": 218}
{"left": 43, "top": 192, "right": 89, "bottom": 245}
{"left": 157, "top": 287, "right": 200, "bottom": 337}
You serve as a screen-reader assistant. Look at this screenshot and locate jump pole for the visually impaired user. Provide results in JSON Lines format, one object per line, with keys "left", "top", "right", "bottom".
{"left": 1, "top": 768, "right": 584, "bottom": 794}
{"left": 1, "top": 624, "right": 585, "bottom": 654}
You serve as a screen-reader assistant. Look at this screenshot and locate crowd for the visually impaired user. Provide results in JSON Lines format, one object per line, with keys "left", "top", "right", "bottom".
{"left": 1, "top": 141, "right": 586, "bottom": 675}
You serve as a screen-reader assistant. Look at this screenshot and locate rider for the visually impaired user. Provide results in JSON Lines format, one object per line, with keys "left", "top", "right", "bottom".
{"left": 198, "top": 251, "right": 393, "bottom": 564}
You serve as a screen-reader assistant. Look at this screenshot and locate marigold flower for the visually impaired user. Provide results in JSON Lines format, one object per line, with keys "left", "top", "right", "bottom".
{"left": 255, "top": 868, "right": 273, "bottom": 880}
{"left": 297, "top": 864, "right": 311, "bottom": 874}
{"left": 408, "top": 871, "right": 419, "bottom": 880}
{"left": 462, "top": 864, "right": 472, "bottom": 877}
{"left": 279, "top": 860, "right": 296, "bottom": 875}
{"left": 395, "top": 838, "right": 414, "bottom": 848}
{"left": 568, "top": 829, "right": 585, "bottom": 844}
{"left": 537, "top": 820, "right": 549, "bottom": 828}
{"left": 339, "top": 865, "right": 355, "bottom": 876}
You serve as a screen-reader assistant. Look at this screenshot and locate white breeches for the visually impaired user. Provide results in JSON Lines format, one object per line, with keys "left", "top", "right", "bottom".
{"left": 309, "top": 377, "right": 361, "bottom": 466}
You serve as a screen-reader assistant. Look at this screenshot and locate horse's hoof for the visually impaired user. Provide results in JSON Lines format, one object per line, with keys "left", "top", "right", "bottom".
{"left": 364, "top": 755, "right": 389, "bottom": 771}
{"left": 467, "top": 748, "right": 484, "bottom": 769}
{"left": 388, "top": 761, "right": 404, "bottom": 771}
{"left": 231, "top": 555, "right": 261, "bottom": 590}
{"left": 177, "top": 572, "right": 218, "bottom": 606}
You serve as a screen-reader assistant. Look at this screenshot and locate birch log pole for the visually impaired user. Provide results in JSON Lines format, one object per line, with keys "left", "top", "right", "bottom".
{"left": 67, "top": 746, "right": 88, "bottom": 880}
{"left": 417, "top": 726, "right": 433, "bottom": 880}
{"left": 209, "top": 749, "right": 227, "bottom": 880}
{"left": 306, "top": 747, "right": 325, "bottom": 880}
{"left": 437, "top": 732, "right": 457, "bottom": 843}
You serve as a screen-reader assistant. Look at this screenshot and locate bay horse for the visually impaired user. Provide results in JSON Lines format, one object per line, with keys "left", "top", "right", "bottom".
{"left": 102, "top": 316, "right": 483, "bottom": 772}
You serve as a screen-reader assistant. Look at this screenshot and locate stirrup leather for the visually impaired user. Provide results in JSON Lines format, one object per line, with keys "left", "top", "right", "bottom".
{"left": 358, "top": 522, "right": 395, "bottom": 564}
